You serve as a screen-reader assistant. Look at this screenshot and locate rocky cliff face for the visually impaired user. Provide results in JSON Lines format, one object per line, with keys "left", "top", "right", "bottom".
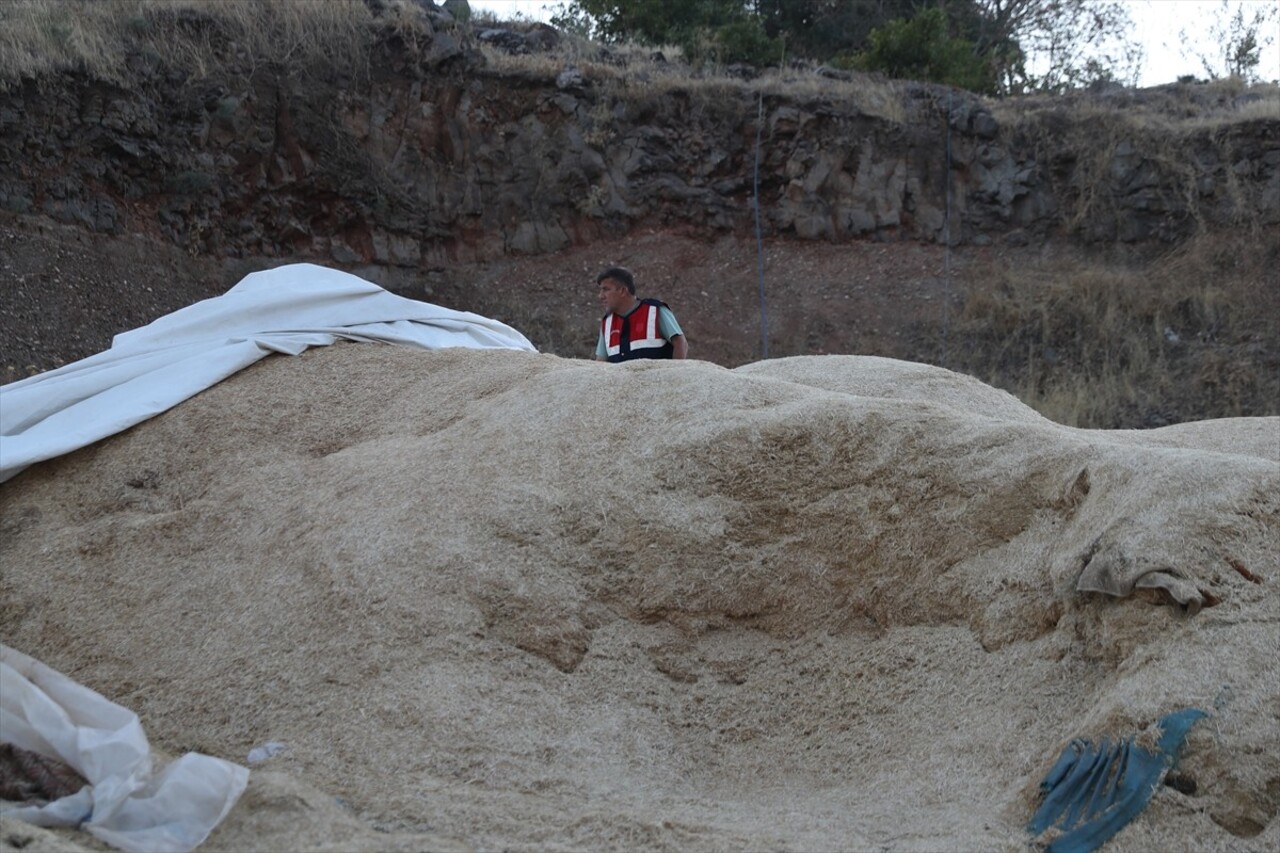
{"left": 3, "top": 22, "right": 1277, "bottom": 277}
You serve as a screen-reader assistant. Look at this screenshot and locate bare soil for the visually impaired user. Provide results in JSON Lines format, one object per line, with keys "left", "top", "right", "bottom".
{"left": 0, "top": 212, "right": 971, "bottom": 380}
{"left": 0, "top": 214, "right": 228, "bottom": 382}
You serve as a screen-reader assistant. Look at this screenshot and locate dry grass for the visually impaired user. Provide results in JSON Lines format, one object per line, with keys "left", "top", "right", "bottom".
{"left": 952, "top": 233, "right": 1280, "bottom": 427}
{"left": 993, "top": 79, "right": 1280, "bottom": 240}
{"left": 0, "top": 0, "right": 379, "bottom": 89}
{"left": 992, "top": 76, "right": 1280, "bottom": 132}
{"left": 5, "top": 0, "right": 1271, "bottom": 131}
{"left": 0, "top": 0, "right": 898, "bottom": 125}
{"left": 476, "top": 41, "right": 910, "bottom": 124}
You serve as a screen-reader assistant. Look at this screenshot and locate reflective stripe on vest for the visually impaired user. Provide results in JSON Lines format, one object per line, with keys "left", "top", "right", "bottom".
{"left": 603, "top": 302, "right": 668, "bottom": 359}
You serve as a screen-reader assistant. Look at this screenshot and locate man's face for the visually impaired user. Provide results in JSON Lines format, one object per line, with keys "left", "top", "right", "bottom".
{"left": 598, "top": 278, "right": 634, "bottom": 313}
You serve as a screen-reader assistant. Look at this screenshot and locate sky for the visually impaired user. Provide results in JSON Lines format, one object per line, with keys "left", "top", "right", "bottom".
{"left": 466, "top": 0, "right": 1280, "bottom": 88}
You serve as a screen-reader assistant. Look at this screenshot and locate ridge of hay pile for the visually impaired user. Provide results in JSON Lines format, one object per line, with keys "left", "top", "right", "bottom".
{"left": 1, "top": 345, "right": 1277, "bottom": 852}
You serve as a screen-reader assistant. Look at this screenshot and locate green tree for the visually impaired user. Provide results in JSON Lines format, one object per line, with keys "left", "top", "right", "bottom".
{"left": 554, "top": 0, "right": 740, "bottom": 46}
{"left": 547, "top": 2, "right": 598, "bottom": 39}
{"left": 710, "top": 16, "right": 785, "bottom": 66}
{"left": 963, "top": 0, "right": 1141, "bottom": 93}
{"left": 754, "top": 0, "right": 921, "bottom": 62}
{"left": 549, "top": 0, "right": 1144, "bottom": 93}
{"left": 551, "top": 0, "right": 782, "bottom": 66}
{"left": 853, "top": 6, "right": 997, "bottom": 93}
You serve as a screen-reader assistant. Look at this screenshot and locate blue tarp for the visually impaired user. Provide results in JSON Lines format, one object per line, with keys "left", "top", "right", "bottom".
{"left": 1028, "top": 708, "right": 1206, "bottom": 853}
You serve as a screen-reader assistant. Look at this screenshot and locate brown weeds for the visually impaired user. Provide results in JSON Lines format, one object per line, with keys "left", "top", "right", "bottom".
{"left": 0, "top": 0, "right": 377, "bottom": 89}
{"left": 953, "top": 233, "right": 1280, "bottom": 427}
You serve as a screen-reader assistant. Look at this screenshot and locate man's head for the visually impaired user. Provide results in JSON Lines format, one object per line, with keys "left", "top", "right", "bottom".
{"left": 597, "top": 266, "right": 637, "bottom": 314}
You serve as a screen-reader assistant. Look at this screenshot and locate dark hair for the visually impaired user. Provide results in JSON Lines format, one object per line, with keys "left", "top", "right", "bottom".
{"left": 596, "top": 266, "right": 635, "bottom": 294}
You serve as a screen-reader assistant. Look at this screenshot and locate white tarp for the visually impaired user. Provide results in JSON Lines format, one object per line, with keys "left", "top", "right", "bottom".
{"left": 0, "top": 644, "right": 250, "bottom": 852}
{"left": 0, "top": 263, "right": 537, "bottom": 482}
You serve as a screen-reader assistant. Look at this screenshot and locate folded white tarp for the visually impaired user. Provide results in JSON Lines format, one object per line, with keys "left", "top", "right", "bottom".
{"left": 0, "top": 263, "right": 537, "bottom": 482}
{"left": 0, "top": 644, "right": 249, "bottom": 852}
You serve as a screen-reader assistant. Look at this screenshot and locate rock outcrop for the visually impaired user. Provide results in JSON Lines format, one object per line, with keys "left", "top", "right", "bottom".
{"left": 1, "top": 14, "right": 1276, "bottom": 273}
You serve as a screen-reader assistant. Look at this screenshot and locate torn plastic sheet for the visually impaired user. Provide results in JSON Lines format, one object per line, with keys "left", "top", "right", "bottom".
{"left": 0, "top": 645, "right": 249, "bottom": 853}
{"left": 1028, "top": 708, "right": 1206, "bottom": 853}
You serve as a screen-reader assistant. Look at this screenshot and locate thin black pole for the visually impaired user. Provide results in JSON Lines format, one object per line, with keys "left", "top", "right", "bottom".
{"left": 942, "top": 91, "right": 953, "bottom": 368}
{"left": 753, "top": 92, "right": 769, "bottom": 360}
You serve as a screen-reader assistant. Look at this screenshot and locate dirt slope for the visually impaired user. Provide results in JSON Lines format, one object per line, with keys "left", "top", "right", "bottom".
{"left": 0, "top": 211, "right": 963, "bottom": 375}
{"left": 1, "top": 344, "right": 1276, "bottom": 851}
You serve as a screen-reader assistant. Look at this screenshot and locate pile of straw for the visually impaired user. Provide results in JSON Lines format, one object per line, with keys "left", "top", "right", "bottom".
{"left": 2, "top": 345, "right": 1276, "bottom": 851}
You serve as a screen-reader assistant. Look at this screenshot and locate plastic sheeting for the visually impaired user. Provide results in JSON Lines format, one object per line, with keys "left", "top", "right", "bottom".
{"left": 0, "top": 263, "right": 537, "bottom": 482}
{"left": 0, "top": 645, "right": 249, "bottom": 852}
{"left": 1027, "top": 708, "right": 1206, "bottom": 853}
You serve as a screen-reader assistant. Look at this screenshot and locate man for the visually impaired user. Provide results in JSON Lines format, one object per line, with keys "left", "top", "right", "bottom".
{"left": 594, "top": 267, "right": 688, "bottom": 362}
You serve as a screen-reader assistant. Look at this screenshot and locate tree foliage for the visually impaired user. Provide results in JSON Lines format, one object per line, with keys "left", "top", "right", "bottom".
{"left": 551, "top": 0, "right": 738, "bottom": 46}
{"left": 549, "top": 0, "right": 782, "bottom": 65}
{"left": 852, "top": 7, "right": 997, "bottom": 94}
{"left": 709, "top": 16, "right": 785, "bottom": 66}
{"left": 970, "top": 0, "right": 1142, "bottom": 93}
{"left": 549, "top": 0, "right": 1146, "bottom": 94}
{"left": 754, "top": 0, "right": 921, "bottom": 62}
{"left": 547, "top": 1, "right": 597, "bottom": 38}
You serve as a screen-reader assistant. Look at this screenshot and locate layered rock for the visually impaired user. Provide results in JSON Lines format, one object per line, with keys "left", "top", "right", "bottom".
{"left": 1, "top": 18, "right": 1276, "bottom": 272}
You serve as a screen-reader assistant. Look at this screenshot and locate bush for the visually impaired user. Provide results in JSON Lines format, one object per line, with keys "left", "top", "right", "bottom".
{"left": 708, "top": 18, "right": 783, "bottom": 67}
{"left": 853, "top": 8, "right": 996, "bottom": 94}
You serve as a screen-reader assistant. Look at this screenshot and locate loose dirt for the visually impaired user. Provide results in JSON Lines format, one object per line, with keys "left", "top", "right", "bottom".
{"left": 0, "top": 212, "right": 971, "bottom": 379}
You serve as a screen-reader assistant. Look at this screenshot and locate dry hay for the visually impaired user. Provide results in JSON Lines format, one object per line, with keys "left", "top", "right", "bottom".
{"left": 1, "top": 344, "right": 1277, "bottom": 852}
